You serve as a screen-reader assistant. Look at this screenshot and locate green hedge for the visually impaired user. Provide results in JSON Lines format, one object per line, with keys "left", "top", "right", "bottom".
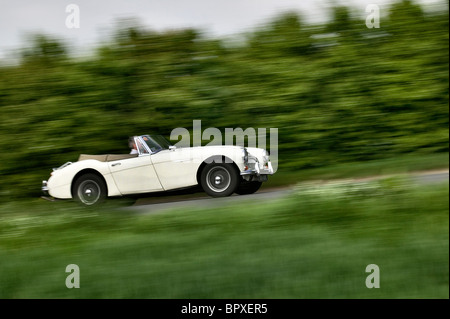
{"left": 0, "top": 1, "right": 448, "bottom": 198}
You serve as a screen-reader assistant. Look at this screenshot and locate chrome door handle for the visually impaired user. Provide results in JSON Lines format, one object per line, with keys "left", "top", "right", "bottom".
{"left": 111, "top": 163, "right": 121, "bottom": 167}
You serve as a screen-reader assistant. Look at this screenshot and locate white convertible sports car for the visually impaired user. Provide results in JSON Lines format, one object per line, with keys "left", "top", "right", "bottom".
{"left": 42, "top": 134, "right": 274, "bottom": 205}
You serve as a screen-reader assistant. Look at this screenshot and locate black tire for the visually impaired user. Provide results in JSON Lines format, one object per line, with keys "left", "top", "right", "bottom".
{"left": 200, "top": 163, "right": 240, "bottom": 197}
{"left": 73, "top": 173, "right": 107, "bottom": 206}
{"left": 235, "top": 181, "right": 262, "bottom": 195}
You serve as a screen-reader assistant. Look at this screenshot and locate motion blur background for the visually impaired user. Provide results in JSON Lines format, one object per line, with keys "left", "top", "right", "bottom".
{"left": 0, "top": 0, "right": 448, "bottom": 299}
{"left": 0, "top": 0, "right": 448, "bottom": 198}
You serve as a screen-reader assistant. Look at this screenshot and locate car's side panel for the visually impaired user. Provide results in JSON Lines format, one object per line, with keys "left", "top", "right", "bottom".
{"left": 194, "top": 145, "right": 246, "bottom": 171}
{"left": 151, "top": 149, "right": 201, "bottom": 190}
{"left": 109, "top": 155, "right": 163, "bottom": 194}
{"left": 151, "top": 146, "right": 246, "bottom": 191}
{"left": 48, "top": 183, "right": 73, "bottom": 199}
{"left": 103, "top": 173, "right": 122, "bottom": 197}
{"left": 47, "top": 160, "right": 122, "bottom": 199}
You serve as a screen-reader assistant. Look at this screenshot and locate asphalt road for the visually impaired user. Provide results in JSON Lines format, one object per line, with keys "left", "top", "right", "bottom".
{"left": 128, "top": 170, "right": 449, "bottom": 215}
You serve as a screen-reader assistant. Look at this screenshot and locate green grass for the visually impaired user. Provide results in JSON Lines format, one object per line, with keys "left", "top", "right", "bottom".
{"left": 266, "top": 152, "right": 449, "bottom": 187}
{"left": 0, "top": 177, "right": 448, "bottom": 298}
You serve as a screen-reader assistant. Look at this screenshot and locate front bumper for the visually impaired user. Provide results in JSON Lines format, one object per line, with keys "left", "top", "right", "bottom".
{"left": 42, "top": 180, "right": 49, "bottom": 196}
{"left": 240, "top": 162, "right": 273, "bottom": 182}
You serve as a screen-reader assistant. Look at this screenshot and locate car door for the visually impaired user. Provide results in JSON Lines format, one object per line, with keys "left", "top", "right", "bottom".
{"left": 150, "top": 147, "right": 200, "bottom": 190}
{"left": 109, "top": 138, "right": 163, "bottom": 195}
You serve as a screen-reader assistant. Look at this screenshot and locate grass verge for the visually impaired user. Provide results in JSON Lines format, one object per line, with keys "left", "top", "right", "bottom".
{"left": 0, "top": 176, "right": 448, "bottom": 298}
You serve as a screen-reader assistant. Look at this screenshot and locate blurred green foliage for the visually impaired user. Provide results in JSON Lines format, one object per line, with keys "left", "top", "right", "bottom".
{"left": 0, "top": 178, "right": 447, "bottom": 298}
{"left": 0, "top": 0, "right": 448, "bottom": 198}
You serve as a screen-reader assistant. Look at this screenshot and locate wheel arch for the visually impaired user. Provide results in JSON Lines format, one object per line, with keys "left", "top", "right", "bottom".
{"left": 71, "top": 169, "right": 108, "bottom": 197}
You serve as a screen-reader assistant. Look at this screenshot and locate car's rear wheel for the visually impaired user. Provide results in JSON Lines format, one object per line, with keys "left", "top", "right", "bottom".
{"left": 235, "top": 181, "right": 262, "bottom": 195}
{"left": 73, "top": 173, "right": 107, "bottom": 206}
{"left": 201, "top": 163, "right": 239, "bottom": 197}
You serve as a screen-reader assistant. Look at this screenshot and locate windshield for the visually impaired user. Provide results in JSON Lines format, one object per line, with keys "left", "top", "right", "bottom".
{"left": 141, "top": 135, "right": 172, "bottom": 153}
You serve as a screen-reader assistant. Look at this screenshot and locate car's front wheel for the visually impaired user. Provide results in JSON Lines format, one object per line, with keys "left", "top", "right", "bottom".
{"left": 73, "top": 173, "right": 107, "bottom": 206}
{"left": 201, "top": 163, "right": 239, "bottom": 197}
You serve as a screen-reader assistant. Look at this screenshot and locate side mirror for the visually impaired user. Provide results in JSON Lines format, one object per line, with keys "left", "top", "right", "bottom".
{"left": 169, "top": 145, "right": 177, "bottom": 151}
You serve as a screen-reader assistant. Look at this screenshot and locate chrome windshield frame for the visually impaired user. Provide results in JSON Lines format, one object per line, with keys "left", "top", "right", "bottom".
{"left": 135, "top": 136, "right": 151, "bottom": 156}
{"left": 139, "top": 135, "right": 166, "bottom": 155}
